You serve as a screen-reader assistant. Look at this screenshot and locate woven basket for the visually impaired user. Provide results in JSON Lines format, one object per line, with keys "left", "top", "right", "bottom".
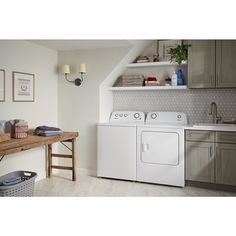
{"left": 0, "top": 171, "right": 37, "bottom": 197}
{"left": 11, "top": 122, "right": 28, "bottom": 139}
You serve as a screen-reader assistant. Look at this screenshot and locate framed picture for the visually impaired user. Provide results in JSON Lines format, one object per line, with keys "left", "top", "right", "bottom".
{"left": 13, "top": 71, "right": 35, "bottom": 102}
{"left": 159, "top": 40, "right": 182, "bottom": 61}
{"left": 0, "top": 69, "right": 5, "bottom": 102}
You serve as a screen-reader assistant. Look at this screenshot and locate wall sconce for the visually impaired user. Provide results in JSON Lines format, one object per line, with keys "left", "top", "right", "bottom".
{"left": 61, "top": 63, "right": 86, "bottom": 86}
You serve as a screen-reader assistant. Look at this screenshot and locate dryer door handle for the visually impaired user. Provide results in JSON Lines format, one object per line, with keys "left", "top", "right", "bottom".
{"left": 142, "top": 143, "right": 149, "bottom": 152}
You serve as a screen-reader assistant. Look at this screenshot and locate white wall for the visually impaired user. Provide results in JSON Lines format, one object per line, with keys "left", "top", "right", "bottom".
{"left": 0, "top": 40, "right": 58, "bottom": 180}
{"left": 99, "top": 40, "right": 154, "bottom": 122}
{"left": 58, "top": 47, "right": 130, "bottom": 174}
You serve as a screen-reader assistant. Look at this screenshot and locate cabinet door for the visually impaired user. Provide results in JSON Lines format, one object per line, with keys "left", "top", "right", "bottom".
{"left": 216, "top": 40, "right": 236, "bottom": 88}
{"left": 186, "top": 141, "right": 215, "bottom": 183}
{"left": 188, "top": 40, "right": 215, "bottom": 88}
{"left": 216, "top": 143, "right": 236, "bottom": 186}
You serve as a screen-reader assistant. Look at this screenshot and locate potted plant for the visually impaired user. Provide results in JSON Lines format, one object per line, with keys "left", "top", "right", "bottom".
{"left": 169, "top": 43, "right": 191, "bottom": 85}
{"left": 169, "top": 43, "right": 190, "bottom": 65}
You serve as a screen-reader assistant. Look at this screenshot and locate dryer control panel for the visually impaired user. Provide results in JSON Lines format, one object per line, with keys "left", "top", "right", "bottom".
{"left": 110, "top": 111, "right": 145, "bottom": 124}
{"left": 146, "top": 112, "right": 187, "bottom": 126}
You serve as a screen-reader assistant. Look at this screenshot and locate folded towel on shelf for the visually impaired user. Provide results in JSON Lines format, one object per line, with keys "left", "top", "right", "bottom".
{"left": 35, "top": 126, "right": 63, "bottom": 136}
{"left": 121, "top": 74, "right": 145, "bottom": 87}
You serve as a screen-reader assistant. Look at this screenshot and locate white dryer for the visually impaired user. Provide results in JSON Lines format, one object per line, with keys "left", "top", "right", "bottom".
{"left": 137, "top": 112, "right": 187, "bottom": 187}
{"left": 97, "top": 111, "right": 145, "bottom": 181}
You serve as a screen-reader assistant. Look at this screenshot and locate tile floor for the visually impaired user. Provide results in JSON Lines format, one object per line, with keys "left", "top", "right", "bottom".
{"left": 34, "top": 173, "right": 236, "bottom": 197}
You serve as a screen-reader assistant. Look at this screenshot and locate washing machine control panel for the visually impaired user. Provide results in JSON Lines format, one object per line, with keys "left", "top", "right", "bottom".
{"left": 110, "top": 111, "right": 145, "bottom": 123}
{"left": 146, "top": 112, "right": 187, "bottom": 126}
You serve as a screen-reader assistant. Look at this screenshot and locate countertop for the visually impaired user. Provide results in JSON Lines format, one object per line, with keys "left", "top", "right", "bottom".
{"left": 185, "top": 124, "right": 236, "bottom": 132}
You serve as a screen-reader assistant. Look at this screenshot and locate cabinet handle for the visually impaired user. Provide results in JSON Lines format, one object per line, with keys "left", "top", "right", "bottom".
{"left": 210, "top": 146, "right": 214, "bottom": 158}
{"left": 210, "top": 146, "right": 213, "bottom": 158}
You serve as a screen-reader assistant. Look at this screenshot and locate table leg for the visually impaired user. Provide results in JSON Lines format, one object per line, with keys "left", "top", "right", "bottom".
{"left": 48, "top": 144, "right": 52, "bottom": 178}
{"left": 72, "top": 138, "right": 76, "bottom": 181}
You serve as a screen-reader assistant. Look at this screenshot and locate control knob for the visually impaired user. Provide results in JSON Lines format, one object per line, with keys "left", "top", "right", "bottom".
{"left": 151, "top": 113, "right": 157, "bottom": 119}
{"left": 134, "top": 113, "right": 140, "bottom": 119}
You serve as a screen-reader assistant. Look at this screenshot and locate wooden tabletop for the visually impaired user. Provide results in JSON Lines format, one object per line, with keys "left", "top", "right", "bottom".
{"left": 0, "top": 132, "right": 79, "bottom": 156}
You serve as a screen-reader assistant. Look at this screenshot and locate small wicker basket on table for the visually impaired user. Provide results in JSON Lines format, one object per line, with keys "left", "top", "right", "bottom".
{"left": 11, "top": 121, "right": 28, "bottom": 139}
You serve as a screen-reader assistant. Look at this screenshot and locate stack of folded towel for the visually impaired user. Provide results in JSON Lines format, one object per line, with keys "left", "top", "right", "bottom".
{"left": 121, "top": 74, "right": 145, "bottom": 87}
{"left": 0, "top": 176, "right": 22, "bottom": 186}
{"left": 35, "top": 126, "right": 63, "bottom": 137}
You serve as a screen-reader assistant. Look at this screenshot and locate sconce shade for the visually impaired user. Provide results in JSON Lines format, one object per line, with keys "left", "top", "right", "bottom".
{"left": 61, "top": 63, "right": 87, "bottom": 86}
{"left": 62, "top": 64, "right": 70, "bottom": 74}
{"left": 79, "top": 63, "right": 86, "bottom": 73}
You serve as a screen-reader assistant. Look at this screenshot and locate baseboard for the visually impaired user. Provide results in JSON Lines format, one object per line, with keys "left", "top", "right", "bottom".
{"left": 186, "top": 180, "right": 236, "bottom": 193}
{"left": 76, "top": 167, "right": 97, "bottom": 177}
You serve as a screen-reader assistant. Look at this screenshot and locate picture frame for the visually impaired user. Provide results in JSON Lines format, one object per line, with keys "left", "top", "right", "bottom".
{"left": 13, "top": 71, "right": 35, "bottom": 102}
{"left": 159, "top": 40, "right": 182, "bottom": 61}
{"left": 0, "top": 69, "right": 5, "bottom": 102}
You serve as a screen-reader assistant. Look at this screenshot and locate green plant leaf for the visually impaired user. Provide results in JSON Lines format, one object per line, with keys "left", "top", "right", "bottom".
{"left": 169, "top": 43, "right": 191, "bottom": 65}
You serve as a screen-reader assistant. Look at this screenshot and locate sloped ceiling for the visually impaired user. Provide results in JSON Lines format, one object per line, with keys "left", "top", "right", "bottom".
{"left": 28, "top": 40, "right": 133, "bottom": 51}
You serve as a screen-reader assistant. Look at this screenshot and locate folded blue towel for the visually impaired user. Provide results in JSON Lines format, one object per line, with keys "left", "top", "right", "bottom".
{"left": 4, "top": 176, "right": 21, "bottom": 183}
{"left": 40, "top": 131, "right": 63, "bottom": 136}
{"left": 0, "top": 176, "right": 22, "bottom": 186}
{"left": 43, "top": 130, "right": 63, "bottom": 134}
{"left": 2, "top": 178, "right": 22, "bottom": 186}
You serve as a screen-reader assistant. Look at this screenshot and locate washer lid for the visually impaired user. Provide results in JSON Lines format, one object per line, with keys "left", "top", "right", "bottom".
{"left": 110, "top": 111, "right": 145, "bottom": 124}
{"left": 146, "top": 112, "right": 187, "bottom": 126}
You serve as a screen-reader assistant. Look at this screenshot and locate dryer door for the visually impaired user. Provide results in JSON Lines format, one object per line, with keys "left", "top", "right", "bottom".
{"left": 141, "top": 131, "right": 179, "bottom": 166}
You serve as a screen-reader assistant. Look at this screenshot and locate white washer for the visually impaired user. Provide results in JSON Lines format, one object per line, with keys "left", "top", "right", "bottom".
{"left": 137, "top": 112, "right": 187, "bottom": 187}
{"left": 97, "top": 111, "right": 145, "bottom": 181}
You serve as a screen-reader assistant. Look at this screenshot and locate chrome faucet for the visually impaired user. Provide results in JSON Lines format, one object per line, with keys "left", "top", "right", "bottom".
{"left": 209, "top": 102, "right": 221, "bottom": 124}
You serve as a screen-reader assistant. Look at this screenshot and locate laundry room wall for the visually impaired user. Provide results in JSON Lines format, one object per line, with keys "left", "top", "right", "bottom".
{"left": 113, "top": 89, "right": 236, "bottom": 124}
{"left": 112, "top": 40, "right": 236, "bottom": 124}
{"left": 0, "top": 40, "right": 58, "bottom": 180}
{"left": 58, "top": 46, "right": 131, "bottom": 175}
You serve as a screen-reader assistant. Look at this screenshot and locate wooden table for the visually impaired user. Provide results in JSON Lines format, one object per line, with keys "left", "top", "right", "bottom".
{"left": 0, "top": 132, "right": 79, "bottom": 181}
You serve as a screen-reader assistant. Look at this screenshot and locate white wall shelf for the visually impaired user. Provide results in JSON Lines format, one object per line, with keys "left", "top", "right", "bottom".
{"left": 107, "top": 85, "right": 187, "bottom": 91}
{"left": 126, "top": 61, "right": 187, "bottom": 68}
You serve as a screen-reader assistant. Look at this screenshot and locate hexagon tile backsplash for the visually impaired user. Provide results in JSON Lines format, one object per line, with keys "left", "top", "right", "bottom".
{"left": 113, "top": 89, "right": 236, "bottom": 124}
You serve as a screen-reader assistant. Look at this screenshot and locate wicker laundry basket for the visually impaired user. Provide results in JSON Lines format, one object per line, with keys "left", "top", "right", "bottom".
{"left": 0, "top": 171, "right": 37, "bottom": 197}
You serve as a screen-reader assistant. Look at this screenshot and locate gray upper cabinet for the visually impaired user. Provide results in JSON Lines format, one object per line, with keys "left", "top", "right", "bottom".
{"left": 188, "top": 40, "right": 215, "bottom": 88}
{"left": 216, "top": 40, "right": 236, "bottom": 88}
{"left": 188, "top": 40, "right": 236, "bottom": 88}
